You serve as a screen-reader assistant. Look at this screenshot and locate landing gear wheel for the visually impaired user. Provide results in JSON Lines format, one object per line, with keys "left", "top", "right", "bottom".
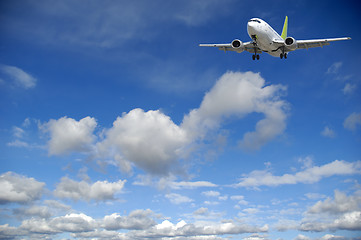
{"left": 256, "top": 55, "right": 260, "bottom": 60}
{"left": 252, "top": 55, "right": 256, "bottom": 60}
{"left": 280, "top": 53, "right": 283, "bottom": 59}
{"left": 284, "top": 53, "right": 287, "bottom": 59}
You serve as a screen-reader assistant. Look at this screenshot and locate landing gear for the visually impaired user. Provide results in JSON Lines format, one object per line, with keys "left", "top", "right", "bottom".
{"left": 252, "top": 54, "right": 260, "bottom": 60}
{"left": 280, "top": 53, "right": 287, "bottom": 59}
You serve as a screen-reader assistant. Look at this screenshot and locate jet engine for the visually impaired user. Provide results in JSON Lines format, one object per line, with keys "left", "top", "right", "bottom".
{"left": 231, "top": 39, "right": 244, "bottom": 52}
{"left": 284, "top": 37, "right": 297, "bottom": 50}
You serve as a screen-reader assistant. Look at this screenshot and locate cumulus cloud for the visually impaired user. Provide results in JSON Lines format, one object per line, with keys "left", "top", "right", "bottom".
{"left": 41, "top": 71, "right": 288, "bottom": 176}
{"left": 0, "top": 172, "right": 45, "bottom": 204}
{"left": 165, "top": 193, "right": 194, "bottom": 204}
{"left": 13, "top": 205, "right": 52, "bottom": 219}
{"left": 43, "top": 116, "right": 97, "bottom": 155}
{"left": 234, "top": 160, "right": 361, "bottom": 188}
{"left": 202, "top": 191, "right": 220, "bottom": 197}
{"left": 321, "top": 126, "right": 335, "bottom": 138}
{"left": 97, "top": 108, "right": 189, "bottom": 175}
{"left": 182, "top": 71, "right": 288, "bottom": 151}
{"left": 308, "top": 190, "right": 361, "bottom": 215}
{"left": 3, "top": 208, "right": 269, "bottom": 239}
{"left": 102, "top": 209, "right": 156, "bottom": 230}
{"left": 344, "top": 112, "right": 361, "bottom": 132}
{"left": 300, "top": 211, "right": 361, "bottom": 232}
{"left": 0, "top": 64, "right": 37, "bottom": 89}
{"left": 21, "top": 213, "right": 96, "bottom": 234}
{"left": 132, "top": 219, "right": 269, "bottom": 238}
{"left": 54, "top": 177, "right": 126, "bottom": 201}
{"left": 300, "top": 191, "right": 361, "bottom": 232}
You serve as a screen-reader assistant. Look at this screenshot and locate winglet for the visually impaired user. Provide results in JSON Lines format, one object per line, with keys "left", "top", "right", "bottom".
{"left": 281, "top": 16, "right": 288, "bottom": 40}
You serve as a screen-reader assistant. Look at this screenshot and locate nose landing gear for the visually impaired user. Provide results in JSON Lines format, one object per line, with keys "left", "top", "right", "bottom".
{"left": 280, "top": 53, "right": 287, "bottom": 59}
{"left": 252, "top": 54, "right": 260, "bottom": 60}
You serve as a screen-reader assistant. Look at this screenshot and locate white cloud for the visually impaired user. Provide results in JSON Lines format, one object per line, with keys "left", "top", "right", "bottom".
{"left": 0, "top": 172, "right": 45, "bottom": 204}
{"left": 13, "top": 205, "right": 52, "bottom": 219}
{"left": 202, "top": 191, "right": 220, "bottom": 197}
{"left": 193, "top": 207, "right": 209, "bottom": 216}
{"left": 0, "top": 224, "right": 26, "bottom": 239}
{"left": 294, "top": 234, "right": 312, "bottom": 240}
{"left": 343, "top": 83, "right": 357, "bottom": 95}
{"left": 300, "top": 191, "right": 361, "bottom": 232}
{"left": 97, "top": 108, "right": 189, "bottom": 175}
{"left": 43, "top": 116, "right": 97, "bottom": 155}
{"left": 54, "top": 177, "right": 126, "bottom": 201}
{"left": 102, "top": 209, "right": 156, "bottom": 230}
{"left": 308, "top": 190, "right": 361, "bottom": 215}
{"left": 318, "top": 234, "right": 348, "bottom": 240}
{"left": 21, "top": 213, "right": 96, "bottom": 234}
{"left": 5, "top": 210, "right": 270, "bottom": 239}
{"left": 300, "top": 211, "right": 361, "bottom": 232}
{"left": 234, "top": 160, "right": 361, "bottom": 188}
{"left": 133, "top": 174, "right": 218, "bottom": 190}
{"left": 326, "top": 62, "right": 343, "bottom": 74}
{"left": 182, "top": 71, "right": 288, "bottom": 151}
{"left": 12, "top": 126, "right": 26, "bottom": 138}
{"left": 231, "top": 195, "right": 249, "bottom": 205}
{"left": 165, "top": 193, "right": 194, "bottom": 204}
{"left": 169, "top": 180, "right": 218, "bottom": 189}
{"left": 34, "top": 71, "right": 288, "bottom": 177}
{"left": 344, "top": 112, "right": 361, "bottom": 132}
{"left": 0, "top": 64, "right": 37, "bottom": 89}
{"left": 2, "top": 1, "right": 234, "bottom": 49}
{"left": 321, "top": 126, "right": 335, "bottom": 138}
{"left": 132, "top": 219, "right": 269, "bottom": 238}
{"left": 243, "top": 208, "right": 259, "bottom": 214}
{"left": 6, "top": 139, "right": 30, "bottom": 148}
{"left": 305, "top": 193, "right": 326, "bottom": 200}
{"left": 174, "top": 0, "right": 234, "bottom": 26}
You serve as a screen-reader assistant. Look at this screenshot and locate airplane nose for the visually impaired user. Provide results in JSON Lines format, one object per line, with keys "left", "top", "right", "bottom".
{"left": 247, "top": 22, "right": 256, "bottom": 35}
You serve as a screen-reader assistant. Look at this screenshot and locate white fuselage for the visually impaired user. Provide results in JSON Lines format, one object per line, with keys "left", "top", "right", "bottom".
{"left": 247, "top": 18, "right": 284, "bottom": 57}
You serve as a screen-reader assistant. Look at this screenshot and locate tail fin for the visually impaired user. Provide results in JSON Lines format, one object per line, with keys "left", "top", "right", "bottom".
{"left": 281, "top": 16, "right": 288, "bottom": 40}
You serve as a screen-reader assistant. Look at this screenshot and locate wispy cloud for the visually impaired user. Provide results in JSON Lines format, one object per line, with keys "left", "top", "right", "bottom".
{"left": 344, "top": 112, "right": 361, "bottom": 132}
{"left": 321, "top": 126, "right": 336, "bottom": 138}
{"left": 0, "top": 64, "right": 37, "bottom": 89}
{"left": 326, "top": 62, "right": 343, "bottom": 75}
{"left": 343, "top": 83, "right": 357, "bottom": 95}
{"left": 165, "top": 193, "right": 194, "bottom": 204}
{"left": 233, "top": 160, "right": 361, "bottom": 188}
{"left": 2, "top": 0, "right": 234, "bottom": 49}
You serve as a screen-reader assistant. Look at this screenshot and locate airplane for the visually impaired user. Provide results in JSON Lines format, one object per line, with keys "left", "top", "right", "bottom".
{"left": 199, "top": 16, "right": 351, "bottom": 60}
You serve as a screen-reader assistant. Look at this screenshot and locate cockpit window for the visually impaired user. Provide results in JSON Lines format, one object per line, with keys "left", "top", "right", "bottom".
{"left": 249, "top": 19, "right": 261, "bottom": 23}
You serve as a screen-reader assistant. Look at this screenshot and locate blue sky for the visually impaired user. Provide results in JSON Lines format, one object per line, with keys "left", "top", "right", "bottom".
{"left": 1, "top": 0, "right": 361, "bottom": 239}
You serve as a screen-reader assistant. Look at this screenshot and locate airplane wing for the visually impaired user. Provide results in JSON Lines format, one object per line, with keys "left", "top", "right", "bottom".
{"left": 199, "top": 41, "right": 262, "bottom": 54}
{"left": 296, "top": 37, "right": 351, "bottom": 49}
